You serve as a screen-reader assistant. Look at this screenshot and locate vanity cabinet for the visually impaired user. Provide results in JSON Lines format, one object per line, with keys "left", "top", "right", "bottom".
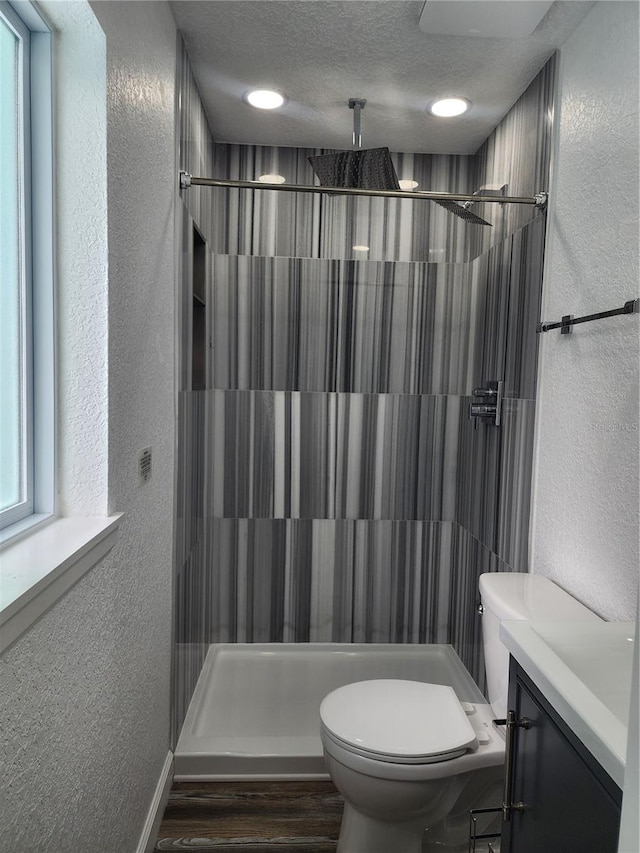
{"left": 501, "top": 659, "right": 622, "bottom": 853}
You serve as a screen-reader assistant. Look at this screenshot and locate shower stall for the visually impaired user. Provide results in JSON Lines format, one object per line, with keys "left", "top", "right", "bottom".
{"left": 173, "top": 40, "right": 555, "bottom": 764}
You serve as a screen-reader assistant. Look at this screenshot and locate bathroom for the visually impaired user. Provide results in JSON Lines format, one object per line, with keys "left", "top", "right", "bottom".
{"left": 0, "top": 1, "right": 637, "bottom": 852}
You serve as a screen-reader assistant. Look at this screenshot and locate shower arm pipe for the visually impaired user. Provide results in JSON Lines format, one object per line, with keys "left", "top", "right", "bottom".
{"left": 349, "top": 97, "right": 366, "bottom": 150}
{"left": 179, "top": 172, "right": 548, "bottom": 208}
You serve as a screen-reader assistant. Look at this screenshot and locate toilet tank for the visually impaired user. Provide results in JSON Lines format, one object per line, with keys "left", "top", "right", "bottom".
{"left": 478, "top": 572, "right": 601, "bottom": 720}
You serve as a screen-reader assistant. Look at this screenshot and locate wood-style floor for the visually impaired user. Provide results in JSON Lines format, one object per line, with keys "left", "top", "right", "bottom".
{"left": 153, "top": 781, "right": 344, "bottom": 852}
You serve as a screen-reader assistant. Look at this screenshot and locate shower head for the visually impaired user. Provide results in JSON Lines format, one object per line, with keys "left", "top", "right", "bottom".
{"left": 307, "top": 101, "right": 492, "bottom": 225}
{"left": 433, "top": 186, "right": 506, "bottom": 227}
{"left": 433, "top": 199, "right": 492, "bottom": 226}
{"left": 308, "top": 99, "right": 401, "bottom": 192}
{"left": 308, "top": 147, "right": 400, "bottom": 192}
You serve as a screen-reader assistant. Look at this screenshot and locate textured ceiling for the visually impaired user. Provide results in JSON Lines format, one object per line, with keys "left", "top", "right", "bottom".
{"left": 170, "top": 0, "right": 595, "bottom": 155}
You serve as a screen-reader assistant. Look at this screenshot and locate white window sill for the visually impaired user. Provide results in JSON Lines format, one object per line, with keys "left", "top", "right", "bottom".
{"left": 0, "top": 514, "right": 122, "bottom": 654}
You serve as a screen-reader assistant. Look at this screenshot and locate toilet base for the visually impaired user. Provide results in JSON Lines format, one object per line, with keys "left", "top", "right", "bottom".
{"left": 337, "top": 803, "right": 426, "bottom": 853}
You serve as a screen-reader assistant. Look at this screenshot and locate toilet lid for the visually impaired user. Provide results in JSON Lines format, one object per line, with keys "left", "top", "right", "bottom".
{"left": 320, "top": 680, "right": 478, "bottom": 762}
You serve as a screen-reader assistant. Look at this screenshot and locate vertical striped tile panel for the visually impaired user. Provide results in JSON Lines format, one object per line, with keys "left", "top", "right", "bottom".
{"left": 211, "top": 144, "right": 324, "bottom": 259}
{"left": 455, "top": 230, "right": 513, "bottom": 553}
{"left": 205, "top": 519, "right": 454, "bottom": 645}
{"left": 177, "top": 37, "right": 215, "bottom": 236}
{"left": 174, "top": 41, "right": 214, "bottom": 744}
{"left": 316, "top": 152, "right": 473, "bottom": 264}
{"left": 173, "top": 390, "right": 208, "bottom": 743}
{"left": 455, "top": 395, "right": 503, "bottom": 551}
{"left": 175, "top": 391, "right": 206, "bottom": 569}
{"left": 177, "top": 201, "right": 193, "bottom": 392}
{"left": 210, "top": 256, "right": 478, "bottom": 396}
{"left": 467, "top": 55, "right": 556, "bottom": 259}
{"left": 456, "top": 366, "right": 535, "bottom": 571}
{"left": 201, "top": 517, "right": 513, "bottom": 679}
{"left": 172, "top": 39, "right": 215, "bottom": 735}
{"left": 173, "top": 535, "right": 209, "bottom": 745}
{"left": 206, "top": 390, "right": 459, "bottom": 522}
{"left": 210, "top": 144, "right": 473, "bottom": 263}
{"left": 449, "top": 524, "right": 514, "bottom": 691}
{"left": 456, "top": 370, "right": 539, "bottom": 570}
{"left": 457, "top": 217, "right": 545, "bottom": 558}
{"left": 471, "top": 234, "right": 512, "bottom": 391}
{"left": 504, "top": 214, "right": 546, "bottom": 400}
{"left": 496, "top": 398, "right": 537, "bottom": 571}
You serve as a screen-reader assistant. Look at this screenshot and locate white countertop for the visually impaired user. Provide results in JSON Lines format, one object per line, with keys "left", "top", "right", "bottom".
{"left": 500, "top": 620, "right": 635, "bottom": 789}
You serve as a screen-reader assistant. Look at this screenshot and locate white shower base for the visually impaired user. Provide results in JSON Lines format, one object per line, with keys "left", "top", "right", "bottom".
{"left": 174, "top": 642, "right": 486, "bottom": 780}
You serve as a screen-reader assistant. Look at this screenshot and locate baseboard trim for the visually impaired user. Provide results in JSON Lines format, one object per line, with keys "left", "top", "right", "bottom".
{"left": 136, "top": 750, "right": 174, "bottom": 853}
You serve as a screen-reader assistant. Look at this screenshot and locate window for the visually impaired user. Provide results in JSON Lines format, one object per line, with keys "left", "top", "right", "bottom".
{"left": 0, "top": 4, "right": 31, "bottom": 527}
{"left": 0, "top": 1, "right": 54, "bottom": 538}
{"left": 0, "top": 1, "right": 118, "bottom": 653}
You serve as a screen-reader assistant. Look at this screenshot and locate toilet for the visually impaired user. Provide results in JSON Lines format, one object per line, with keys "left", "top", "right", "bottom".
{"left": 319, "top": 572, "right": 601, "bottom": 853}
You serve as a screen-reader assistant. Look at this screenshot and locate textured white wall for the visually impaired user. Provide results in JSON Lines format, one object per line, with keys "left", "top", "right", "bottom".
{"left": 0, "top": 3, "right": 177, "bottom": 852}
{"left": 530, "top": 1, "right": 639, "bottom": 620}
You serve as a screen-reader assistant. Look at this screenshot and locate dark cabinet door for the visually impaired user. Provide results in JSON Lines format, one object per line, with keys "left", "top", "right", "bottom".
{"left": 502, "top": 665, "right": 622, "bottom": 853}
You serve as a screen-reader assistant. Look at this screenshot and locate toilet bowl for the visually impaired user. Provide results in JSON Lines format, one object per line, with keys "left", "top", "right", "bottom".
{"left": 319, "top": 572, "right": 601, "bottom": 853}
{"left": 320, "top": 680, "right": 504, "bottom": 853}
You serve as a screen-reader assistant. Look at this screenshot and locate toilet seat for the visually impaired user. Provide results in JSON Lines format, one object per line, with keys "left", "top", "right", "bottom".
{"left": 321, "top": 725, "right": 471, "bottom": 764}
{"left": 320, "top": 680, "right": 479, "bottom": 764}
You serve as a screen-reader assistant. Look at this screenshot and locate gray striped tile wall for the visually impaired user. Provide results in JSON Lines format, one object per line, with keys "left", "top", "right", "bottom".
{"left": 174, "top": 535, "right": 208, "bottom": 737}
{"left": 175, "top": 390, "right": 205, "bottom": 568}
{"left": 457, "top": 214, "right": 545, "bottom": 571}
{"left": 495, "top": 398, "right": 537, "bottom": 572}
{"left": 456, "top": 395, "right": 537, "bottom": 574}
{"left": 467, "top": 54, "right": 556, "bottom": 259}
{"left": 449, "top": 524, "right": 514, "bottom": 693}
{"left": 172, "top": 37, "right": 553, "bottom": 743}
{"left": 204, "top": 519, "right": 454, "bottom": 645}
{"left": 210, "top": 257, "right": 478, "bottom": 396}
{"left": 504, "top": 214, "right": 546, "bottom": 400}
{"left": 177, "top": 36, "right": 214, "bottom": 241}
{"left": 173, "top": 37, "right": 213, "bottom": 744}
{"left": 210, "top": 145, "right": 472, "bottom": 263}
{"left": 173, "top": 388, "right": 207, "bottom": 743}
{"left": 205, "top": 390, "right": 460, "bottom": 522}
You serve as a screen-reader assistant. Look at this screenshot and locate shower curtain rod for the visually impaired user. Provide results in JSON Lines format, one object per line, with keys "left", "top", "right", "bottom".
{"left": 179, "top": 172, "right": 548, "bottom": 208}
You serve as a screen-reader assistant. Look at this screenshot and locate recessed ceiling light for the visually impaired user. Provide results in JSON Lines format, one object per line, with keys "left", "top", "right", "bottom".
{"left": 352, "top": 245, "right": 370, "bottom": 252}
{"left": 258, "top": 174, "right": 286, "bottom": 184}
{"left": 428, "top": 97, "right": 470, "bottom": 118}
{"left": 245, "top": 89, "right": 286, "bottom": 110}
{"left": 399, "top": 179, "right": 419, "bottom": 190}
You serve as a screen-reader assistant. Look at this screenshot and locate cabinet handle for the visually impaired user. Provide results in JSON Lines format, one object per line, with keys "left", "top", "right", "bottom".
{"left": 493, "top": 710, "right": 529, "bottom": 821}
